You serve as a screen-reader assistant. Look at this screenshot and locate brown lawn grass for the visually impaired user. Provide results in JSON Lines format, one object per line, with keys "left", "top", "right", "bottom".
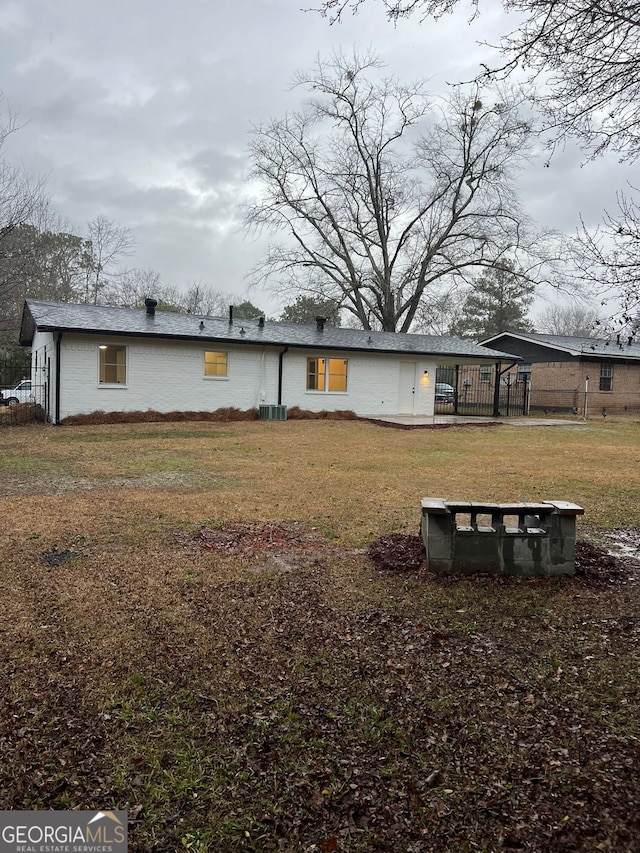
{"left": 0, "top": 418, "right": 639, "bottom": 852}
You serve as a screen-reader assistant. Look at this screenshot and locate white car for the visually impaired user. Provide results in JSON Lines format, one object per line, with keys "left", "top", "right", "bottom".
{"left": 435, "top": 382, "right": 455, "bottom": 403}
{"left": 1, "top": 380, "right": 36, "bottom": 406}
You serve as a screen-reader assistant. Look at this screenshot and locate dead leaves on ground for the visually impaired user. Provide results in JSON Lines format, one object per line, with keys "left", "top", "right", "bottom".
{"left": 0, "top": 520, "right": 638, "bottom": 852}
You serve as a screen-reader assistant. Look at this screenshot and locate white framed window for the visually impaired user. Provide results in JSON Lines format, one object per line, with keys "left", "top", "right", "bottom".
{"left": 599, "top": 363, "right": 613, "bottom": 392}
{"left": 307, "top": 357, "right": 348, "bottom": 392}
{"left": 204, "top": 351, "right": 228, "bottom": 378}
{"left": 99, "top": 344, "right": 127, "bottom": 385}
{"left": 479, "top": 366, "right": 492, "bottom": 384}
{"left": 517, "top": 363, "right": 532, "bottom": 383}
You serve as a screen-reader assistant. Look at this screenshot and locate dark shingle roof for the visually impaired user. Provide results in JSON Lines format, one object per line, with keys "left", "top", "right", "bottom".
{"left": 483, "top": 330, "right": 640, "bottom": 361}
{"left": 21, "top": 299, "right": 511, "bottom": 361}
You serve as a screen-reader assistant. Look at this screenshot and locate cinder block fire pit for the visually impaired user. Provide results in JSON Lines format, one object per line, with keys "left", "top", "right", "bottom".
{"left": 421, "top": 499, "right": 584, "bottom": 577}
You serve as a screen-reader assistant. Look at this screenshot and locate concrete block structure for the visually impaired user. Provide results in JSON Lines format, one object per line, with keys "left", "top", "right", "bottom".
{"left": 421, "top": 499, "right": 584, "bottom": 577}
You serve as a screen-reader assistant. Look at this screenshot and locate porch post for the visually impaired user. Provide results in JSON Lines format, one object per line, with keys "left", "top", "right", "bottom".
{"left": 492, "top": 362, "right": 501, "bottom": 418}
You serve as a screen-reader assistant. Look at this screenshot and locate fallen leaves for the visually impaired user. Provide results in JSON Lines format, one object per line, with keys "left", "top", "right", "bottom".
{"left": 1, "top": 516, "right": 638, "bottom": 852}
{"left": 367, "top": 534, "right": 425, "bottom": 572}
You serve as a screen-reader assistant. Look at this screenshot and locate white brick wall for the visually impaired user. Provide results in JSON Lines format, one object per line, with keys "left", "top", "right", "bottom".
{"left": 34, "top": 334, "right": 438, "bottom": 419}
{"left": 281, "top": 351, "right": 436, "bottom": 415}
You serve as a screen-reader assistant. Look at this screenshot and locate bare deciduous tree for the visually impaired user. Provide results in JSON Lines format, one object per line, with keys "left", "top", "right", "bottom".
{"left": 0, "top": 98, "right": 50, "bottom": 326}
{"left": 574, "top": 190, "right": 640, "bottom": 332}
{"left": 83, "top": 215, "right": 136, "bottom": 305}
{"left": 411, "top": 283, "right": 468, "bottom": 335}
{"left": 245, "top": 51, "right": 548, "bottom": 332}
{"left": 536, "top": 299, "right": 602, "bottom": 337}
{"left": 179, "top": 282, "right": 239, "bottom": 316}
{"left": 104, "top": 268, "right": 165, "bottom": 308}
{"left": 314, "top": 0, "right": 640, "bottom": 162}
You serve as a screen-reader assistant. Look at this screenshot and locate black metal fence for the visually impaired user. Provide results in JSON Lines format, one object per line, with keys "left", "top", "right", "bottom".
{"left": 0, "top": 351, "right": 31, "bottom": 390}
{"left": 436, "top": 364, "right": 530, "bottom": 417}
{"left": 0, "top": 351, "right": 48, "bottom": 423}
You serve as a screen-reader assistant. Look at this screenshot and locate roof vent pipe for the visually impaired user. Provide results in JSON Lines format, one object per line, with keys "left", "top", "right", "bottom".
{"left": 616, "top": 333, "right": 620, "bottom": 344}
{"left": 629, "top": 336, "right": 634, "bottom": 345}
{"left": 145, "top": 298, "right": 157, "bottom": 317}
{"left": 316, "top": 316, "right": 326, "bottom": 332}
{"left": 229, "top": 305, "right": 233, "bottom": 325}
{"left": 258, "top": 316, "right": 265, "bottom": 328}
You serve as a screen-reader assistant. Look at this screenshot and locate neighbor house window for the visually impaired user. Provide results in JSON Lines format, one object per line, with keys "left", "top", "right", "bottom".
{"left": 204, "top": 351, "right": 228, "bottom": 377}
{"left": 99, "top": 345, "right": 126, "bottom": 384}
{"left": 479, "top": 366, "right": 492, "bottom": 384}
{"left": 599, "top": 363, "right": 613, "bottom": 392}
{"left": 517, "top": 363, "right": 532, "bottom": 383}
{"left": 307, "top": 357, "right": 348, "bottom": 392}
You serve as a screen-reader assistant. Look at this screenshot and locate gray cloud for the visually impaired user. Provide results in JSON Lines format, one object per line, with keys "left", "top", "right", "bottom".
{"left": 1, "top": 0, "right": 637, "bottom": 315}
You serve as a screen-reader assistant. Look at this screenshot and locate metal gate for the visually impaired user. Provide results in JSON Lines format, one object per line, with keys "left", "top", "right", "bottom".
{"left": 0, "top": 350, "right": 48, "bottom": 415}
{"left": 436, "top": 364, "right": 530, "bottom": 417}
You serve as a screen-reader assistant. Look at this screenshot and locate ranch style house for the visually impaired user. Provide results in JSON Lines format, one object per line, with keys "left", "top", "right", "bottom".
{"left": 20, "top": 298, "right": 512, "bottom": 424}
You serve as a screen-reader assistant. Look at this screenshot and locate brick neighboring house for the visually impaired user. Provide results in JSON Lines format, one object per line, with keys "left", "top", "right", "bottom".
{"left": 482, "top": 331, "right": 640, "bottom": 416}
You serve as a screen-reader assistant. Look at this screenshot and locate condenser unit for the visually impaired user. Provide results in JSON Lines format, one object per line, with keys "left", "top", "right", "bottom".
{"left": 258, "top": 404, "right": 287, "bottom": 421}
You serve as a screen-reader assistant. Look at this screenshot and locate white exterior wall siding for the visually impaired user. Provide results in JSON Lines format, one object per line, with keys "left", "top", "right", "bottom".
{"left": 56, "top": 335, "right": 279, "bottom": 420}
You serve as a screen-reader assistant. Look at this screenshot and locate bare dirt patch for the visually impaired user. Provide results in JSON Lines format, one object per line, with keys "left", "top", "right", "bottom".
{"left": 196, "top": 520, "right": 324, "bottom": 553}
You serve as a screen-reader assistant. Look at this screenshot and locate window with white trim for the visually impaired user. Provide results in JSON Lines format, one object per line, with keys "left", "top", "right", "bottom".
{"left": 204, "top": 351, "right": 228, "bottom": 377}
{"left": 479, "top": 365, "right": 492, "bottom": 384}
{"left": 599, "top": 363, "right": 613, "bottom": 392}
{"left": 307, "top": 357, "right": 348, "bottom": 392}
{"left": 99, "top": 345, "right": 126, "bottom": 384}
{"left": 517, "top": 363, "right": 532, "bottom": 383}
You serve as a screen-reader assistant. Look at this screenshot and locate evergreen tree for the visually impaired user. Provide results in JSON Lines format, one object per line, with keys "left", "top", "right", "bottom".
{"left": 280, "top": 295, "right": 341, "bottom": 326}
{"left": 450, "top": 262, "right": 534, "bottom": 340}
{"left": 233, "top": 300, "right": 265, "bottom": 320}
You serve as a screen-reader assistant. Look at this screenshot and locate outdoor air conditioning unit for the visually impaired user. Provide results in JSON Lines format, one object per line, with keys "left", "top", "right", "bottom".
{"left": 259, "top": 404, "right": 287, "bottom": 421}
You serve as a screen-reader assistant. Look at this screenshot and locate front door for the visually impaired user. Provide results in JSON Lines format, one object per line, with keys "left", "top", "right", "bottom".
{"left": 398, "top": 362, "right": 416, "bottom": 414}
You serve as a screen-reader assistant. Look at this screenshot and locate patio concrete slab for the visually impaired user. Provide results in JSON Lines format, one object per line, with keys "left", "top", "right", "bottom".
{"left": 362, "top": 414, "right": 585, "bottom": 427}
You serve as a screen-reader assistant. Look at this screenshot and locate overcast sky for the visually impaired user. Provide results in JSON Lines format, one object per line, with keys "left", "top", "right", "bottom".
{"left": 1, "top": 0, "right": 636, "bottom": 317}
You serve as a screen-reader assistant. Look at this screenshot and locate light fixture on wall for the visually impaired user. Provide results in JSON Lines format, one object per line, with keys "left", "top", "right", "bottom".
{"left": 423, "top": 369, "right": 429, "bottom": 378}
{"left": 98, "top": 345, "right": 108, "bottom": 350}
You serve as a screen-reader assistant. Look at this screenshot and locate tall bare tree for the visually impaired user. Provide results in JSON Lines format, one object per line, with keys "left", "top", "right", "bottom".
{"left": 574, "top": 190, "right": 640, "bottom": 331}
{"left": 104, "top": 267, "right": 165, "bottom": 308}
{"left": 0, "top": 98, "right": 50, "bottom": 329}
{"left": 411, "top": 283, "right": 468, "bottom": 335}
{"left": 179, "top": 282, "right": 239, "bottom": 316}
{"left": 83, "top": 215, "right": 136, "bottom": 305}
{"left": 315, "top": 0, "right": 640, "bottom": 162}
{"left": 245, "top": 51, "right": 547, "bottom": 332}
